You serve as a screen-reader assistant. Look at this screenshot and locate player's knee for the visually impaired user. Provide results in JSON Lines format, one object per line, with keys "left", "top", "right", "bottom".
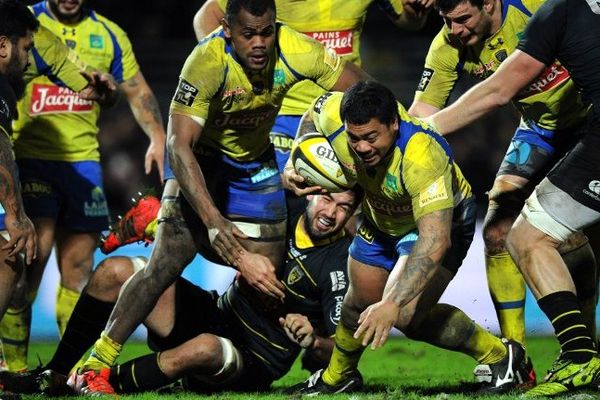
{"left": 87, "top": 256, "right": 137, "bottom": 297}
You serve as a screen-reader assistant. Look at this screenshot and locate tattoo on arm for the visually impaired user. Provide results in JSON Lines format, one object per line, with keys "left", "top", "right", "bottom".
{"left": 298, "top": 112, "right": 317, "bottom": 137}
{"left": 141, "top": 93, "right": 164, "bottom": 126}
{"left": 388, "top": 208, "right": 453, "bottom": 307}
{"left": 0, "top": 133, "right": 23, "bottom": 216}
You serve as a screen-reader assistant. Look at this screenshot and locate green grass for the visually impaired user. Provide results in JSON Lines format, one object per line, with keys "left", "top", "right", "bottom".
{"left": 20, "top": 336, "right": 598, "bottom": 399}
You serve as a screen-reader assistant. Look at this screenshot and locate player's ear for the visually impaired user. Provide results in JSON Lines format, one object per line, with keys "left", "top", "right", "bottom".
{"left": 222, "top": 17, "right": 232, "bottom": 39}
{"left": 483, "top": 0, "right": 494, "bottom": 13}
{"left": 0, "top": 36, "right": 11, "bottom": 60}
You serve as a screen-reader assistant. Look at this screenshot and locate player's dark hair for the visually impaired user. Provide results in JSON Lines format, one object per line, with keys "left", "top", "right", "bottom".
{"left": 436, "top": 0, "right": 484, "bottom": 14}
{"left": 0, "top": 0, "right": 39, "bottom": 41}
{"left": 225, "top": 0, "right": 276, "bottom": 23}
{"left": 340, "top": 81, "right": 398, "bottom": 126}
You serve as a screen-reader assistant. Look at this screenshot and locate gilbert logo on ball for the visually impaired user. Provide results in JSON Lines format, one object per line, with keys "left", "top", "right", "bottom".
{"left": 291, "top": 132, "right": 353, "bottom": 192}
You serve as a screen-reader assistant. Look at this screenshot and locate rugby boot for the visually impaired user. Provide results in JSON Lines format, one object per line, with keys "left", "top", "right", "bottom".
{"left": 100, "top": 193, "right": 160, "bottom": 254}
{"left": 0, "top": 368, "right": 70, "bottom": 395}
{"left": 524, "top": 353, "right": 600, "bottom": 397}
{"left": 285, "top": 368, "right": 363, "bottom": 396}
{"left": 474, "top": 338, "right": 531, "bottom": 393}
{"left": 67, "top": 369, "right": 117, "bottom": 396}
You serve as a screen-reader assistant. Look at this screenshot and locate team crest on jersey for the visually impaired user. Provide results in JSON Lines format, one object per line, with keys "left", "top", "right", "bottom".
{"left": 273, "top": 69, "right": 285, "bottom": 85}
{"left": 89, "top": 35, "right": 104, "bottom": 49}
{"left": 65, "top": 39, "right": 76, "bottom": 49}
{"left": 495, "top": 50, "right": 508, "bottom": 62}
{"left": 173, "top": 79, "right": 198, "bottom": 107}
{"left": 417, "top": 68, "right": 434, "bottom": 92}
{"left": 287, "top": 266, "right": 304, "bottom": 285}
{"left": 385, "top": 173, "right": 399, "bottom": 193}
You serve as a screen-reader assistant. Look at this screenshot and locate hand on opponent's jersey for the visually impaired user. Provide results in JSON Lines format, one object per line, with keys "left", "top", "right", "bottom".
{"left": 236, "top": 250, "right": 285, "bottom": 301}
{"left": 79, "top": 70, "right": 119, "bottom": 107}
{"left": 280, "top": 313, "right": 315, "bottom": 348}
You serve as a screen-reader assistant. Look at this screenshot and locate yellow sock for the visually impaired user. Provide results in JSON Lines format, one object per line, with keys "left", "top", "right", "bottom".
{"left": 322, "top": 322, "right": 365, "bottom": 386}
{"left": 83, "top": 331, "right": 123, "bottom": 371}
{"left": 144, "top": 218, "right": 158, "bottom": 239}
{"left": 56, "top": 284, "right": 81, "bottom": 337}
{"left": 0, "top": 305, "right": 31, "bottom": 371}
{"left": 464, "top": 324, "right": 507, "bottom": 364}
{"left": 486, "top": 252, "right": 526, "bottom": 345}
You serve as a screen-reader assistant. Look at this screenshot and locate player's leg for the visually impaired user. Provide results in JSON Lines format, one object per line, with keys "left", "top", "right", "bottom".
{"left": 507, "top": 132, "right": 600, "bottom": 396}
{"left": 0, "top": 233, "right": 24, "bottom": 370}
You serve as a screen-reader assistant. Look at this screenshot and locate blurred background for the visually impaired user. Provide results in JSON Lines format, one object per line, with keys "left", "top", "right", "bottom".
{"left": 27, "top": 0, "right": 535, "bottom": 338}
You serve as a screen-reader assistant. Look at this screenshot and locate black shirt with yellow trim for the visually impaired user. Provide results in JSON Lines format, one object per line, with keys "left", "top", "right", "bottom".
{"left": 0, "top": 74, "right": 17, "bottom": 137}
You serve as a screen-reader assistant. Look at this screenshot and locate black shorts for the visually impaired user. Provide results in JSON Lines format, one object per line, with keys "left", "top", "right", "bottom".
{"left": 547, "top": 126, "right": 600, "bottom": 213}
{"left": 147, "top": 279, "right": 274, "bottom": 392}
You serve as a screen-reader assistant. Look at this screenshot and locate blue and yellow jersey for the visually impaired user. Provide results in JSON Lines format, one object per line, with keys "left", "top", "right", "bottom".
{"left": 13, "top": 2, "right": 140, "bottom": 162}
{"left": 217, "top": 0, "right": 403, "bottom": 116}
{"left": 170, "top": 24, "right": 345, "bottom": 162}
{"left": 414, "top": 0, "right": 587, "bottom": 130}
{"left": 311, "top": 92, "right": 472, "bottom": 237}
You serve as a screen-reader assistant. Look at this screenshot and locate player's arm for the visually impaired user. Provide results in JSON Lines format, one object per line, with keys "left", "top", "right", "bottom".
{"left": 0, "top": 130, "right": 36, "bottom": 264}
{"left": 408, "top": 100, "right": 440, "bottom": 118}
{"left": 329, "top": 62, "right": 372, "bottom": 92}
{"left": 426, "top": 50, "right": 545, "bottom": 135}
{"left": 279, "top": 314, "right": 334, "bottom": 359}
{"left": 120, "top": 71, "right": 166, "bottom": 181}
{"left": 193, "top": 0, "right": 224, "bottom": 41}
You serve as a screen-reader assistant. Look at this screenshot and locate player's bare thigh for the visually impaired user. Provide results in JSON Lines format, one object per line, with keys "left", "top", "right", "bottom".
{"left": 342, "top": 257, "right": 389, "bottom": 327}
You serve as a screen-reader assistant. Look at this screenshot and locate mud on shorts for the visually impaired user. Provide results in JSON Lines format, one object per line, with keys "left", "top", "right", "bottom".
{"left": 16, "top": 159, "right": 109, "bottom": 231}
{"left": 146, "top": 278, "right": 274, "bottom": 392}
{"left": 349, "top": 196, "right": 476, "bottom": 274}
{"left": 521, "top": 125, "right": 600, "bottom": 242}
{"left": 497, "top": 119, "right": 583, "bottom": 193}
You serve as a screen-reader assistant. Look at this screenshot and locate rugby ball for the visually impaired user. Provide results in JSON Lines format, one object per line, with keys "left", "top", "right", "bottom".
{"left": 291, "top": 132, "right": 353, "bottom": 193}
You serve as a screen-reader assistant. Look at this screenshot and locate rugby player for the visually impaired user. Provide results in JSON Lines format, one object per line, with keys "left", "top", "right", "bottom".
{"left": 420, "top": 0, "right": 600, "bottom": 396}
{"left": 408, "top": 0, "right": 597, "bottom": 376}
{"left": 71, "top": 0, "right": 371, "bottom": 394}
{"left": 0, "top": 190, "right": 360, "bottom": 395}
{"left": 0, "top": 2, "right": 118, "bottom": 372}
{"left": 284, "top": 81, "right": 531, "bottom": 395}
{"left": 0, "top": 0, "right": 167, "bottom": 372}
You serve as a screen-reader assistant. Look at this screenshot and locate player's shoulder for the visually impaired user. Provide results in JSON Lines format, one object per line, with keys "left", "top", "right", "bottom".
{"left": 504, "top": 0, "right": 543, "bottom": 16}
{"left": 311, "top": 92, "right": 344, "bottom": 136}
{"left": 277, "top": 23, "right": 324, "bottom": 54}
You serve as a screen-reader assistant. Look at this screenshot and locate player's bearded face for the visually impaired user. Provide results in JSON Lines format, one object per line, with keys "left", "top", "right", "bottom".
{"left": 6, "top": 35, "right": 33, "bottom": 99}
{"left": 346, "top": 118, "right": 398, "bottom": 168}
{"left": 305, "top": 192, "right": 355, "bottom": 240}
{"left": 48, "top": 0, "right": 84, "bottom": 21}
{"left": 224, "top": 8, "right": 276, "bottom": 71}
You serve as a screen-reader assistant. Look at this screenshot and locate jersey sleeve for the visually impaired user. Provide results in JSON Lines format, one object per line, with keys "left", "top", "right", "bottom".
{"left": 413, "top": 29, "right": 461, "bottom": 109}
{"left": 25, "top": 25, "right": 89, "bottom": 92}
{"left": 310, "top": 92, "right": 344, "bottom": 136}
{"left": 169, "top": 42, "right": 225, "bottom": 122}
{"left": 402, "top": 133, "right": 455, "bottom": 220}
{"left": 102, "top": 19, "right": 140, "bottom": 83}
{"left": 517, "top": 0, "right": 566, "bottom": 66}
{"left": 317, "top": 245, "right": 349, "bottom": 336}
{"left": 279, "top": 26, "right": 346, "bottom": 91}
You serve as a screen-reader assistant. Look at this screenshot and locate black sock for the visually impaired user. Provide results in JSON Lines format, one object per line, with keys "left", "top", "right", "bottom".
{"left": 45, "top": 292, "right": 115, "bottom": 375}
{"left": 110, "top": 353, "right": 173, "bottom": 393}
{"left": 538, "top": 291, "right": 595, "bottom": 363}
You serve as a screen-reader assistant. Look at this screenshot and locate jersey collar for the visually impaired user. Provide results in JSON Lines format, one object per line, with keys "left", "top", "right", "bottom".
{"left": 294, "top": 215, "right": 346, "bottom": 250}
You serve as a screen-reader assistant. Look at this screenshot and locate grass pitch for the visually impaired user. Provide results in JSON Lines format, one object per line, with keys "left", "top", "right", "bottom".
{"left": 21, "top": 336, "right": 597, "bottom": 399}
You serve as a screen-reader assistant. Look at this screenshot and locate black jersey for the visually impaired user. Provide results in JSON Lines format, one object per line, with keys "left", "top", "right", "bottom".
{"left": 218, "top": 212, "right": 351, "bottom": 380}
{"left": 0, "top": 74, "right": 17, "bottom": 137}
{"left": 517, "top": 0, "right": 600, "bottom": 122}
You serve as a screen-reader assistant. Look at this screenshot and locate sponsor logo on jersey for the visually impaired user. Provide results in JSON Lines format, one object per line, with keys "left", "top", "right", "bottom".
{"left": 89, "top": 34, "right": 104, "bottom": 49}
{"left": 330, "top": 271, "right": 346, "bottom": 291}
{"left": 357, "top": 224, "right": 375, "bottom": 244}
{"left": 419, "top": 175, "right": 449, "bottom": 208}
{"left": 84, "top": 186, "right": 108, "bottom": 217}
{"left": 417, "top": 68, "right": 434, "bottom": 92}
{"left": 0, "top": 98, "right": 9, "bottom": 118}
{"left": 29, "top": 84, "right": 93, "bottom": 115}
{"left": 330, "top": 295, "right": 344, "bottom": 325}
{"left": 65, "top": 39, "right": 76, "bottom": 49}
{"left": 518, "top": 63, "right": 569, "bottom": 98}
{"left": 367, "top": 195, "right": 412, "bottom": 216}
{"left": 250, "top": 160, "right": 279, "bottom": 184}
{"left": 585, "top": 0, "right": 600, "bottom": 14}
{"left": 385, "top": 173, "right": 399, "bottom": 192}
{"left": 473, "top": 61, "right": 496, "bottom": 79}
{"left": 173, "top": 79, "right": 198, "bottom": 107}
{"left": 584, "top": 180, "right": 600, "bottom": 201}
{"left": 270, "top": 132, "right": 294, "bottom": 152}
{"left": 305, "top": 30, "right": 353, "bottom": 56}
{"left": 313, "top": 92, "right": 332, "bottom": 114}
{"left": 212, "top": 109, "right": 276, "bottom": 129}
{"left": 495, "top": 49, "right": 508, "bottom": 62}
{"left": 323, "top": 47, "right": 341, "bottom": 70}
{"left": 287, "top": 265, "right": 304, "bottom": 285}
{"left": 21, "top": 180, "right": 52, "bottom": 197}
{"left": 222, "top": 87, "right": 247, "bottom": 103}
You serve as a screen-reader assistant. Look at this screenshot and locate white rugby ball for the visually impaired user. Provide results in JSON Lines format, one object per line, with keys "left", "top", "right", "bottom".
{"left": 291, "top": 132, "right": 353, "bottom": 193}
